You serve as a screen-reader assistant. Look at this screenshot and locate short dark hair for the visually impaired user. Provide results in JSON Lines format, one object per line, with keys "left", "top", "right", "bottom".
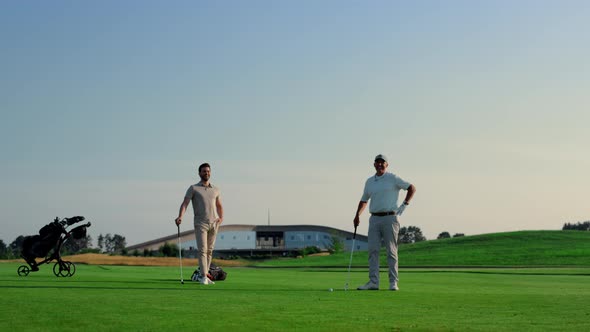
{"left": 198, "top": 163, "right": 211, "bottom": 172}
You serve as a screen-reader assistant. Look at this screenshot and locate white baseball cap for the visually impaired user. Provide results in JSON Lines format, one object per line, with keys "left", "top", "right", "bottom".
{"left": 374, "top": 154, "right": 388, "bottom": 162}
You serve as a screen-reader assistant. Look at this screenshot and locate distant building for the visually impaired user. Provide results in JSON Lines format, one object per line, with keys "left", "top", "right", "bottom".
{"left": 126, "top": 224, "right": 367, "bottom": 258}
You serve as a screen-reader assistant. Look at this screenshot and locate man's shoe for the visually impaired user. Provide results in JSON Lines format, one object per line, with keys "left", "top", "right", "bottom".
{"left": 357, "top": 281, "right": 379, "bottom": 290}
{"left": 199, "top": 276, "right": 215, "bottom": 285}
{"left": 389, "top": 282, "right": 399, "bottom": 291}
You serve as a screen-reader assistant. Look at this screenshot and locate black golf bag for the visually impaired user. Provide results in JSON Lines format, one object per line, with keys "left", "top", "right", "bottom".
{"left": 209, "top": 264, "right": 227, "bottom": 281}
{"left": 191, "top": 263, "right": 227, "bottom": 281}
{"left": 18, "top": 216, "right": 91, "bottom": 277}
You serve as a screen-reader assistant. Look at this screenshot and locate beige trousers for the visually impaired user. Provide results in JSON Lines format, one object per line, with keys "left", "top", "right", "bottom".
{"left": 194, "top": 220, "right": 219, "bottom": 276}
{"left": 367, "top": 215, "right": 400, "bottom": 285}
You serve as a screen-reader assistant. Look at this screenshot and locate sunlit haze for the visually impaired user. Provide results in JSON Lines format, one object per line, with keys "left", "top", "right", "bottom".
{"left": 1, "top": 1, "right": 589, "bottom": 246}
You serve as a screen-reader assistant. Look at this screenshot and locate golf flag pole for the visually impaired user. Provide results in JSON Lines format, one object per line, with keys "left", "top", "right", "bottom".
{"left": 177, "top": 224, "right": 184, "bottom": 284}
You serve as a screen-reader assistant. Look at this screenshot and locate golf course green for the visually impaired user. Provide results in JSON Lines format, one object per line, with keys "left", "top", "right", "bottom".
{"left": 2, "top": 231, "right": 589, "bottom": 331}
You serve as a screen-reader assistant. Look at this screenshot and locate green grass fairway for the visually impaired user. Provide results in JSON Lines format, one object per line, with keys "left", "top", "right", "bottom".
{"left": 257, "top": 231, "right": 590, "bottom": 268}
{"left": 2, "top": 263, "right": 589, "bottom": 331}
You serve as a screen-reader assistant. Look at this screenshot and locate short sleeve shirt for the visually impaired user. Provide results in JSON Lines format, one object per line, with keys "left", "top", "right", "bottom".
{"left": 361, "top": 172, "right": 411, "bottom": 213}
{"left": 185, "top": 182, "right": 220, "bottom": 224}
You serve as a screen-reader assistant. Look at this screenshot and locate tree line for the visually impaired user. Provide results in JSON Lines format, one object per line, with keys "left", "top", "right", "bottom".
{"left": 562, "top": 221, "right": 590, "bottom": 231}
{"left": 398, "top": 226, "right": 465, "bottom": 244}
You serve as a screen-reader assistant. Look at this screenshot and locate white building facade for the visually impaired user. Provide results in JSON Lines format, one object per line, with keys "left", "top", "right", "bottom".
{"left": 127, "top": 224, "right": 368, "bottom": 257}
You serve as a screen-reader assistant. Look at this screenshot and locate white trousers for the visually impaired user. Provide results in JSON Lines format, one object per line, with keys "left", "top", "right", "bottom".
{"left": 367, "top": 215, "right": 400, "bottom": 285}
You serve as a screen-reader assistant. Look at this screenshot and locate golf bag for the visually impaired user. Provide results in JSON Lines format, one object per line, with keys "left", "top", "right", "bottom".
{"left": 209, "top": 264, "right": 227, "bottom": 281}
{"left": 18, "top": 216, "right": 91, "bottom": 277}
{"left": 191, "top": 263, "right": 227, "bottom": 281}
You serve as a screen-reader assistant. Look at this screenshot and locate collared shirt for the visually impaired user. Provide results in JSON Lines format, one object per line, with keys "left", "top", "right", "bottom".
{"left": 185, "top": 181, "right": 221, "bottom": 224}
{"left": 361, "top": 172, "right": 410, "bottom": 213}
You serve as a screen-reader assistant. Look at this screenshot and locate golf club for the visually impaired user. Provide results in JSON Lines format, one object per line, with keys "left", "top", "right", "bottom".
{"left": 177, "top": 224, "right": 184, "bottom": 284}
{"left": 344, "top": 225, "right": 357, "bottom": 291}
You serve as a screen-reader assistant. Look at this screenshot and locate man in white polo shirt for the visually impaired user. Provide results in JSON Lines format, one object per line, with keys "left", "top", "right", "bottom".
{"left": 175, "top": 163, "right": 224, "bottom": 285}
{"left": 353, "top": 154, "right": 416, "bottom": 291}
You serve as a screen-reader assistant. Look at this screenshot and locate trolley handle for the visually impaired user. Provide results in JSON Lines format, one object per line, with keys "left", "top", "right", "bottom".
{"left": 65, "top": 216, "right": 85, "bottom": 226}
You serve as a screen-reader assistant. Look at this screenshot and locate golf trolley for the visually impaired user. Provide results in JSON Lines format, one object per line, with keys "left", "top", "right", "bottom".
{"left": 18, "top": 216, "right": 91, "bottom": 277}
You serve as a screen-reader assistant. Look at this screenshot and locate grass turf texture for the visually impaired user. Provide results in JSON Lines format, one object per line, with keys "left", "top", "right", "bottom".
{"left": 2, "top": 263, "right": 590, "bottom": 331}
{"left": 3, "top": 230, "right": 590, "bottom": 331}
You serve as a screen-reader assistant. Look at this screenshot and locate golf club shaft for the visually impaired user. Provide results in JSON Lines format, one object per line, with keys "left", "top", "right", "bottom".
{"left": 347, "top": 238, "right": 356, "bottom": 271}
{"left": 177, "top": 225, "right": 183, "bottom": 282}
{"left": 345, "top": 226, "right": 357, "bottom": 290}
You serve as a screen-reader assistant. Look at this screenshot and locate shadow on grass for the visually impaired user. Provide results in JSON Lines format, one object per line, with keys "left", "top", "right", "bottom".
{"left": 299, "top": 268, "right": 590, "bottom": 276}
{"left": 0, "top": 282, "right": 344, "bottom": 292}
{"left": 401, "top": 270, "right": 590, "bottom": 276}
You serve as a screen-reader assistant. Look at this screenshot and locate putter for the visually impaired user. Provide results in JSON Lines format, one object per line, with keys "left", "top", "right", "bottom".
{"left": 177, "top": 224, "right": 184, "bottom": 284}
{"left": 344, "top": 225, "right": 357, "bottom": 291}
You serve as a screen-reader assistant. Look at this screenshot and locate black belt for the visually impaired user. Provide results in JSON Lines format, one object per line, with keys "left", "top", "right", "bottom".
{"left": 371, "top": 211, "right": 396, "bottom": 217}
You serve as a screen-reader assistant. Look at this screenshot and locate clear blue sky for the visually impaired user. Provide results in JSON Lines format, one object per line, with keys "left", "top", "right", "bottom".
{"left": 1, "top": 1, "right": 589, "bottom": 246}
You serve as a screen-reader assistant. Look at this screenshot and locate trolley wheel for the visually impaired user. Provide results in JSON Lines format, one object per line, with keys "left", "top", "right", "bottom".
{"left": 17, "top": 265, "right": 30, "bottom": 277}
{"left": 53, "top": 262, "right": 62, "bottom": 277}
{"left": 65, "top": 261, "right": 76, "bottom": 277}
{"left": 53, "top": 261, "right": 73, "bottom": 277}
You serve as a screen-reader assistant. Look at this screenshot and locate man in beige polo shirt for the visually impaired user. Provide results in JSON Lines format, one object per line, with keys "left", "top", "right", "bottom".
{"left": 175, "top": 163, "right": 224, "bottom": 285}
{"left": 353, "top": 154, "right": 416, "bottom": 291}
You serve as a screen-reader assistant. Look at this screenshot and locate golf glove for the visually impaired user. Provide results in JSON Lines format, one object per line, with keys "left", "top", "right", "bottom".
{"left": 396, "top": 204, "right": 407, "bottom": 216}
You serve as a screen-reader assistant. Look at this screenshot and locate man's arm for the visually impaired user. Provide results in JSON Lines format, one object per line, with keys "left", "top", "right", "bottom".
{"left": 403, "top": 184, "right": 416, "bottom": 205}
{"left": 215, "top": 196, "right": 224, "bottom": 224}
{"left": 175, "top": 197, "right": 191, "bottom": 225}
{"left": 353, "top": 201, "right": 368, "bottom": 227}
{"left": 396, "top": 184, "right": 416, "bottom": 216}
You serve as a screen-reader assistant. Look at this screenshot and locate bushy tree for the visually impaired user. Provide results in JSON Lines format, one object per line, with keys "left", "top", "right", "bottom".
{"left": 9, "top": 235, "right": 26, "bottom": 258}
{"left": 437, "top": 232, "right": 451, "bottom": 239}
{"left": 98, "top": 233, "right": 127, "bottom": 254}
{"left": 159, "top": 242, "right": 179, "bottom": 257}
{"left": 399, "top": 226, "right": 426, "bottom": 244}
{"left": 0, "top": 239, "right": 7, "bottom": 259}
{"left": 97, "top": 234, "right": 105, "bottom": 252}
{"left": 327, "top": 234, "right": 344, "bottom": 254}
{"left": 103, "top": 234, "right": 114, "bottom": 252}
{"left": 301, "top": 246, "right": 320, "bottom": 257}
{"left": 453, "top": 233, "right": 465, "bottom": 238}
{"left": 63, "top": 234, "right": 93, "bottom": 255}
{"left": 110, "top": 234, "right": 126, "bottom": 253}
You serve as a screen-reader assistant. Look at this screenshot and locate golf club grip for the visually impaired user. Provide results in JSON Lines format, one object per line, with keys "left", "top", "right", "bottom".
{"left": 353, "top": 226, "right": 357, "bottom": 239}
